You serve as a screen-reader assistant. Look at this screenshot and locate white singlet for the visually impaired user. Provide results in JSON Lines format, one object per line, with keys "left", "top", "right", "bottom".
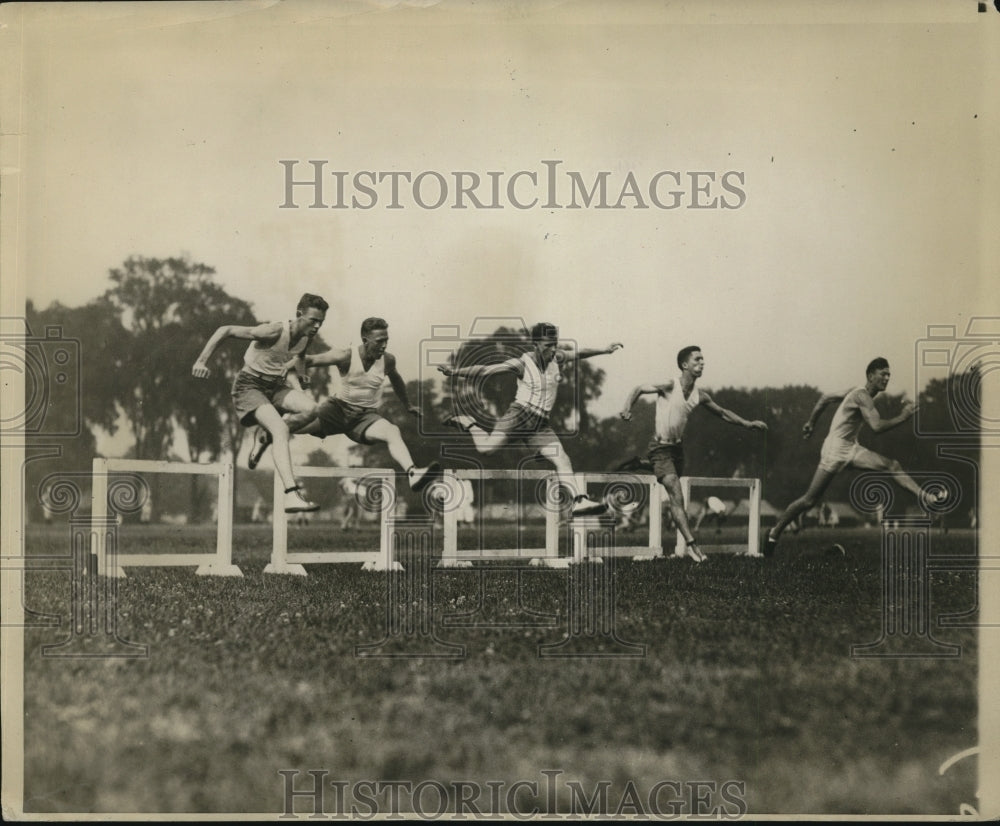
{"left": 825, "top": 387, "right": 869, "bottom": 446}
{"left": 337, "top": 347, "right": 386, "bottom": 409}
{"left": 654, "top": 376, "right": 700, "bottom": 443}
{"left": 513, "top": 353, "right": 560, "bottom": 416}
{"left": 243, "top": 321, "right": 308, "bottom": 376}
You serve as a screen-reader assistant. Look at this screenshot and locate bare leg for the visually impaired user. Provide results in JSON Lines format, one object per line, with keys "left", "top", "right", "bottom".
{"left": 363, "top": 418, "right": 416, "bottom": 471}
{"left": 770, "top": 466, "right": 838, "bottom": 541}
{"left": 254, "top": 405, "right": 297, "bottom": 491}
{"left": 540, "top": 437, "right": 586, "bottom": 502}
{"left": 279, "top": 389, "right": 319, "bottom": 432}
{"left": 660, "top": 473, "right": 695, "bottom": 545}
{"left": 467, "top": 424, "right": 512, "bottom": 455}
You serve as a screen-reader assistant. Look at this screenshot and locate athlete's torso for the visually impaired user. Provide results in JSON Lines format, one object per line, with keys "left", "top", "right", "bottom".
{"left": 513, "top": 352, "right": 560, "bottom": 415}
{"left": 243, "top": 321, "right": 308, "bottom": 376}
{"left": 654, "top": 376, "right": 700, "bottom": 443}
{"left": 336, "top": 347, "right": 386, "bottom": 409}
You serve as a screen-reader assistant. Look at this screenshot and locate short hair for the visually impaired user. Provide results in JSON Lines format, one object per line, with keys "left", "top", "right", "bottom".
{"left": 531, "top": 322, "right": 559, "bottom": 343}
{"left": 866, "top": 357, "right": 890, "bottom": 377}
{"left": 296, "top": 293, "right": 329, "bottom": 314}
{"left": 677, "top": 345, "right": 701, "bottom": 370}
{"left": 360, "top": 317, "right": 388, "bottom": 338}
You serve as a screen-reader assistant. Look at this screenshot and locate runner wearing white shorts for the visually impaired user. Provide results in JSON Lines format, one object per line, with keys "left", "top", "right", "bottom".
{"left": 764, "top": 357, "right": 943, "bottom": 557}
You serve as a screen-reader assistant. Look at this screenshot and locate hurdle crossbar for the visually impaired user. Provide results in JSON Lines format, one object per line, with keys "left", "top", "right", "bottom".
{"left": 265, "top": 467, "right": 397, "bottom": 576}
{"left": 673, "top": 476, "right": 762, "bottom": 558}
{"left": 91, "top": 458, "right": 242, "bottom": 578}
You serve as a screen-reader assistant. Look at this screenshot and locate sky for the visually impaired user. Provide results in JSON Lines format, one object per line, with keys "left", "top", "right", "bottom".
{"left": 5, "top": 0, "right": 999, "bottom": 455}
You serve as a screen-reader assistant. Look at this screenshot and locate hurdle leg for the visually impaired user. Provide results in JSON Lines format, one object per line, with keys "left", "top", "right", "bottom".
{"left": 91, "top": 459, "right": 127, "bottom": 578}
{"left": 197, "top": 462, "right": 243, "bottom": 576}
{"left": 745, "top": 477, "right": 762, "bottom": 557}
{"left": 633, "top": 480, "right": 663, "bottom": 561}
{"left": 673, "top": 476, "right": 691, "bottom": 558}
{"left": 264, "top": 470, "right": 306, "bottom": 576}
{"left": 438, "top": 473, "right": 471, "bottom": 568}
{"left": 362, "top": 475, "right": 403, "bottom": 571}
{"left": 531, "top": 474, "right": 571, "bottom": 568}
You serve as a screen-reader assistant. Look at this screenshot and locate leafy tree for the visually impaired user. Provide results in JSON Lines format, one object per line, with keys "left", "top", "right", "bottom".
{"left": 99, "top": 256, "right": 256, "bottom": 462}
{"left": 99, "top": 255, "right": 333, "bottom": 463}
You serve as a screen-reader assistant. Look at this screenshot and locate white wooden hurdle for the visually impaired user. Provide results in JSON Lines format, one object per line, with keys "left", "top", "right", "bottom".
{"left": 672, "top": 476, "right": 762, "bottom": 558}
{"left": 438, "top": 470, "right": 664, "bottom": 567}
{"left": 264, "top": 467, "right": 398, "bottom": 576}
{"left": 439, "top": 469, "right": 562, "bottom": 567}
{"left": 571, "top": 472, "right": 663, "bottom": 562}
{"left": 91, "top": 458, "right": 242, "bottom": 578}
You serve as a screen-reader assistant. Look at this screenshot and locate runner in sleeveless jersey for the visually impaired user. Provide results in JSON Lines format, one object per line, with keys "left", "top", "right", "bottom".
{"left": 620, "top": 345, "right": 768, "bottom": 562}
{"left": 192, "top": 293, "right": 327, "bottom": 513}
{"left": 250, "top": 317, "right": 441, "bottom": 492}
{"left": 763, "top": 357, "right": 943, "bottom": 557}
{"left": 438, "top": 321, "right": 623, "bottom": 517}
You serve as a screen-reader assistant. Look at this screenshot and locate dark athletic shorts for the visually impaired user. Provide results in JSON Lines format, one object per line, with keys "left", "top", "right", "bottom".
{"left": 315, "top": 397, "right": 384, "bottom": 445}
{"left": 648, "top": 441, "right": 685, "bottom": 482}
{"left": 231, "top": 370, "right": 293, "bottom": 426}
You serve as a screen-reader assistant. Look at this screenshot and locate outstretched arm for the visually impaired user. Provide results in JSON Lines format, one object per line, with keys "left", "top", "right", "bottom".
{"left": 192, "top": 322, "right": 280, "bottom": 378}
{"left": 620, "top": 382, "right": 669, "bottom": 421}
{"left": 385, "top": 353, "right": 421, "bottom": 417}
{"left": 560, "top": 342, "right": 624, "bottom": 365}
{"left": 699, "top": 390, "right": 768, "bottom": 431}
{"left": 801, "top": 391, "right": 846, "bottom": 438}
{"left": 304, "top": 347, "right": 352, "bottom": 371}
{"left": 858, "top": 392, "right": 916, "bottom": 434}
{"left": 438, "top": 356, "right": 522, "bottom": 380}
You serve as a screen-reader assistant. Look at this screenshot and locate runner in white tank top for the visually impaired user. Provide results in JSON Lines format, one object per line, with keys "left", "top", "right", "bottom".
{"left": 192, "top": 293, "right": 329, "bottom": 514}
{"left": 513, "top": 350, "right": 561, "bottom": 416}
{"left": 439, "top": 321, "right": 624, "bottom": 518}
{"left": 242, "top": 320, "right": 310, "bottom": 377}
{"left": 620, "top": 346, "right": 768, "bottom": 561}
{"left": 278, "top": 317, "right": 441, "bottom": 493}
{"left": 337, "top": 345, "right": 386, "bottom": 409}
{"left": 653, "top": 375, "right": 700, "bottom": 444}
{"left": 823, "top": 387, "right": 870, "bottom": 447}
{"left": 764, "top": 357, "right": 943, "bottom": 557}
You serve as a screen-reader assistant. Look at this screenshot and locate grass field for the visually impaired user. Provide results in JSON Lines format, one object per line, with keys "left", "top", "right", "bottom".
{"left": 19, "top": 522, "right": 978, "bottom": 817}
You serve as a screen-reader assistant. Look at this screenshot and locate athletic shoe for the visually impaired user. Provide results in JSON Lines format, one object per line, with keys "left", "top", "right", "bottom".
{"left": 571, "top": 495, "right": 608, "bottom": 517}
{"left": 684, "top": 542, "right": 707, "bottom": 563}
{"left": 248, "top": 426, "right": 273, "bottom": 470}
{"left": 442, "top": 413, "right": 476, "bottom": 432}
{"left": 284, "top": 488, "right": 319, "bottom": 514}
{"left": 762, "top": 535, "right": 778, "bottom": 558}
{"left": 408, "top": 462, "right": 442, "bottom": 492}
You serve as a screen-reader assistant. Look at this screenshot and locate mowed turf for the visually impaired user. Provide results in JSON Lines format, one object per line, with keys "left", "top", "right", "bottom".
{"left": 19, "top": 523, "right": 978, "bottom": 816}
